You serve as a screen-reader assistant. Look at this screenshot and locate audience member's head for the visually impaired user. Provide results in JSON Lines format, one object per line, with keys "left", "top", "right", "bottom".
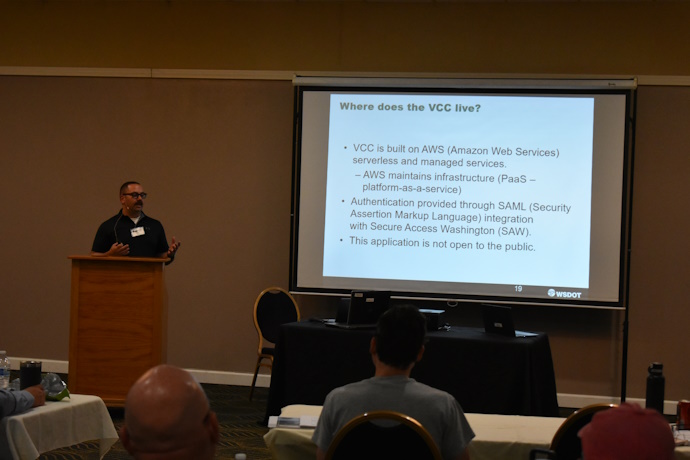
{"left": 120, "top": 364, "right": 219, "bottom": 460}
{"left": 374, "top": 304, "right": 427, "bottom": 370}
{"left": 578, "top": 402, "right": 675, "bottom": 460}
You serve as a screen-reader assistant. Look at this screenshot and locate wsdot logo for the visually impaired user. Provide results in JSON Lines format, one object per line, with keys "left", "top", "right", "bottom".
{"left": 548, "top": 289, "right": 582, "bottom": 298}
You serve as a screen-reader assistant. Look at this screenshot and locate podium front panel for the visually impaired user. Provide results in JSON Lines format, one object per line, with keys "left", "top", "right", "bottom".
{"left": 68, "top": 256, "right": 167, "bottom": 406}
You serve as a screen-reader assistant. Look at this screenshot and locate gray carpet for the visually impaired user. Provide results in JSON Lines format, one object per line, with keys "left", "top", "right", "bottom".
{"left": 37, "top": 384, "right": 271, "bottom": 460}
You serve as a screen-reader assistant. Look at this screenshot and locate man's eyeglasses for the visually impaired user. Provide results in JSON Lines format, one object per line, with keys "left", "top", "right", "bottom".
{"left": 122, "top": 192, "right": 148, "bottom": 199}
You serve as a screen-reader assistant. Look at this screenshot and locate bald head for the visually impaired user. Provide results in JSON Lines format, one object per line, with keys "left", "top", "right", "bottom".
{"left": 121, "top": 365, "right": 219, "bottom": 460}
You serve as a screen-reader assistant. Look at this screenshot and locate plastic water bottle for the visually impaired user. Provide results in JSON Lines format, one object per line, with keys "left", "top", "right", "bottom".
{"left": 645, "top": 362, "right": 665, "bottom": 414}
{"left": 0, "top": 351, "right": 10, "bottom": 390}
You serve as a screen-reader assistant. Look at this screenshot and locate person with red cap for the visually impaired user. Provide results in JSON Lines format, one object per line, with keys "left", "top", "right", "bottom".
{"left": 578, "top": 402, "right": 676, "bottom": 460}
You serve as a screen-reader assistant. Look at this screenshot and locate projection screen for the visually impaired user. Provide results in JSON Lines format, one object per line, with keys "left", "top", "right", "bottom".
{"left": 290, "top": 77, "right": 635, "bottom": 309}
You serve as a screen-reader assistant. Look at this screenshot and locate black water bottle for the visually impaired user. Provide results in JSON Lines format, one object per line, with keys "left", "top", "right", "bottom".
{"left": 645, "top": 362, "right": 665, "bottom": 414}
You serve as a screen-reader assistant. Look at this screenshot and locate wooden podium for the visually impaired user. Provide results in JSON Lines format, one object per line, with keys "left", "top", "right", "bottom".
{"left": 68, "top": 256, "right": 168, "bottom": 406}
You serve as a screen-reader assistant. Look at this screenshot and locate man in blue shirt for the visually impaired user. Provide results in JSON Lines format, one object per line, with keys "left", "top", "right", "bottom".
{"left": 0, "top": 385, "right": 45, "bottom": 419}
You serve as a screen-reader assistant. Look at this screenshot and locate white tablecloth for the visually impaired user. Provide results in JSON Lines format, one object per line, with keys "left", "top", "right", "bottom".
{"left": 264, "top": 404, "right": 690, "bottom": 460}
{"left": 0, "top": 394, "right": 119, "bottom": 460}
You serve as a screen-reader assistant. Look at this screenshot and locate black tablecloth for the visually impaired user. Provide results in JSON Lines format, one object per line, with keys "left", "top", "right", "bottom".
{"left": 265, "top": 320, "right": 559, "bottom": 421}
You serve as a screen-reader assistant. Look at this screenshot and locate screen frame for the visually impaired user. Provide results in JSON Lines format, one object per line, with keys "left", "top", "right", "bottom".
{"left": 289, "top": 76, "right": 636, "bottom": 310}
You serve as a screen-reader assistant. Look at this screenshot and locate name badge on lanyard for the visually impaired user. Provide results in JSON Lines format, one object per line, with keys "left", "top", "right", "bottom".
{"left": 131, "top": 227, "right": 145, "bottom": 238}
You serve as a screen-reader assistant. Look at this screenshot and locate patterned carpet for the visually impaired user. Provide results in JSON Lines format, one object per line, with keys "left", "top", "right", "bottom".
{"left": 38, "top": 384, "right": 272, "bottom": 460}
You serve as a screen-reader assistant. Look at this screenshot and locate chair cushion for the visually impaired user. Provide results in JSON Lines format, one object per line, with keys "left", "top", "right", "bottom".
{"left": 256, "top": 291, "right": 299, "bottom": 343}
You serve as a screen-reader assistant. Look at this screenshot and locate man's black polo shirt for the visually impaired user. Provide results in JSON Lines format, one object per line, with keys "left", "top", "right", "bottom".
{"left": 91, "top": 211, "right": 169, "bottom": 257}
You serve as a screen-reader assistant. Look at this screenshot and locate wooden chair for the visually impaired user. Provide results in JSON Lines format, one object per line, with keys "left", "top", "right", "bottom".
{"left": 249, "top": 286, "right": 300, "bottom": 400}
{"left": 529, "top": 403, "right": 617, "bottom": 460}
{"left": 325, "top": 410, "right": 442, "bottom": 460}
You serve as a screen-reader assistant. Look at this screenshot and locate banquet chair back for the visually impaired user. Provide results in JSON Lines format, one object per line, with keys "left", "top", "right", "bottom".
{"left": 325, "top": 410, "right": 442, "bottom": 460}
{"left": 529, "top": 403, "right": 617, "bottom": 460}
{"left": 249, "top": 286, "right": 300, "bottom": 400}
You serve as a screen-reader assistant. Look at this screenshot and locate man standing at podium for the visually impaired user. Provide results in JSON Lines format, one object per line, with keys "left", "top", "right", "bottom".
{"left": 91, "top": 181, "right": 181, "bottom": 263}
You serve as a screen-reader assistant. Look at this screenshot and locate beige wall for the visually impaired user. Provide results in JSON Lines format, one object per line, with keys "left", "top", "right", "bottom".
{"left": 1, "top": 1, "right": 689, "bottom": 407}
{"left": 1, "top": 1, "right": 690, "bottom": 75}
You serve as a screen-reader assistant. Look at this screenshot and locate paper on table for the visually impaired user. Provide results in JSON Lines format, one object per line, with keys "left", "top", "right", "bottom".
{"left": 300, "top": 416, "right": 319, "bottom": 428}
{"left": 268, "top": 415, "right": 319, "bottom": 429}
{"left": 675, "top": 428, "right": 690, "bottom": 446}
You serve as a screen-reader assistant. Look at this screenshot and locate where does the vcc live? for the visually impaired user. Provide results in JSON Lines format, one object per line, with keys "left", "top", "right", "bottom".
{"left": 339, "top": 101, "right": 479, "bottom": 112}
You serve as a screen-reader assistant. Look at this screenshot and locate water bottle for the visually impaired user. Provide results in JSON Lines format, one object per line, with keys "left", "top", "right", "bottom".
{"left": 0, "top": 351, "right": 10, "bottom": 390}
{"left": 645, "top": 362, "right": 665, "bottom": 414}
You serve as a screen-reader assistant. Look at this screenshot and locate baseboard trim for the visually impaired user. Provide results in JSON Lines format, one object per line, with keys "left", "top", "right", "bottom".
{"left": 8, "top": 357, "right": 676, "bottom": 414}
{"left": 557, "top": 393, "right": 677, "bottom": 416}
{"left": 8, "top": 357, "right": 69, "bottom": 374}
{"left": 7, "top": 357, "right": 273, "bottom": 389}
{"left": 557, "top": 393, "right": 619, "bottom": 408}
{"left": 185, "top": 368, "right": 271, "bottom": 388}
